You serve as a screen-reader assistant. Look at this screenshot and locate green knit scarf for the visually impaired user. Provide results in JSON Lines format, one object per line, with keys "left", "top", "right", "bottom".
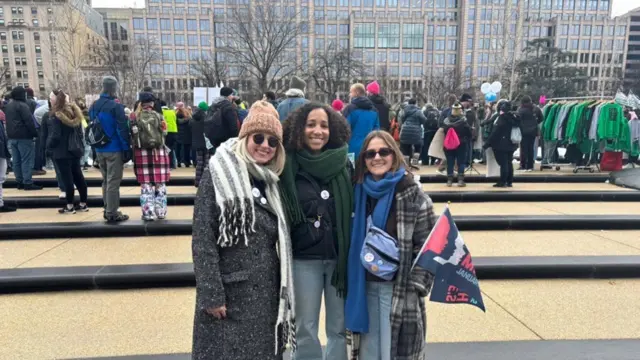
{"left": 280, "top": 145, "right": 353, "bottom": 297}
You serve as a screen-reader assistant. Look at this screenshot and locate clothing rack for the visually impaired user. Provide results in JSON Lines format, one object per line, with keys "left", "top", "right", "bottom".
{"left": 548, "top": 96, "right": 614, "bottom": 101}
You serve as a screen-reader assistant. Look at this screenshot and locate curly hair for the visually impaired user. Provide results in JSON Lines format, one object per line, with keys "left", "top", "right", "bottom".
{"left": 282, "top": 102, "right": 351, "bottom": 152}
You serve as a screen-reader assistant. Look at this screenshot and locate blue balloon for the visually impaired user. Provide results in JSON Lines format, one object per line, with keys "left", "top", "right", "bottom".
{"left": 485, "top": 92, "right": 497, "bottom": 102}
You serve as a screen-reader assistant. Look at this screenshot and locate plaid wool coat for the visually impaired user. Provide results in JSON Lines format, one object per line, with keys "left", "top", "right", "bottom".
{"left": 348, "top": 179, "right": 437, "bottom": 360}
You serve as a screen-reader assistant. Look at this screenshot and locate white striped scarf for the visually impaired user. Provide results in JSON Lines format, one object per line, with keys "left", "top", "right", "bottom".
{"left": 208, "top": 138, "right": 297, "bottom": 354}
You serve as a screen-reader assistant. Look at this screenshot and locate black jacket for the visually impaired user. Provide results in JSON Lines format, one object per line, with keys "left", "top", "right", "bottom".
{"left": 517, "top": 104, "right": 544, "bottom": 136}
{"left": 46, "top": 104, "right": 84, "bottom": 160}
{"left": 369, "top": 94, "right": 391, "bottom": 131}
{"left": 26, "top": 97, "right": 38, "bottom": 114}
{"left": 441, "top": 115, "right": 472, "bottom": 144}
{"left": 190, "top": 108, "right": 207, "bottom": 150}
{"left": 400, "top": 104, "right": 426, "bottom": 145}
{"left": 291, "top": 171, "right": 338, "bottom": 260}
{"left": 206, "top": 97, "right": 239, "bottom": 147}
{"left": 486, "top": 112, "right": 520, "bottom": 152}
{"left": 5, "top": 88, "right": 37, "bottom": 140}
{"left": 176, "top": 109, "right": 192, "bottom": 145}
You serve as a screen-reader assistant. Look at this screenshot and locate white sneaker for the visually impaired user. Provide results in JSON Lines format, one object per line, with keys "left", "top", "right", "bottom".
{"left": 58, "top": 192, "right": 66, "bottom": 199}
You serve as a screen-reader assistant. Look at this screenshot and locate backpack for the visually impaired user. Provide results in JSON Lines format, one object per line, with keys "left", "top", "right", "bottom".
{"left": 68, "top": 127, "right": 84, "bottom": 158}
{"left": 444, "top": 128, "right": 461, "bottom": 150}
{"left": 424, "top": 109, "right": 440, "bottom": 131}
{"left": 390, "top": 117, "right": 400, "bottom": 141}
{"left": 204, "top": 107, "right": 225, "bottom": 146}
{"left": 85, "top": 102, "right": 111, "bottom": 148}
{"left": 136, "top": 109, "right": 164, "bottom": 149}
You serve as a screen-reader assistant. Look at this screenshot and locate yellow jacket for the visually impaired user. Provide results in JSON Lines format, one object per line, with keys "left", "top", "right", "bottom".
{"left": 163, "top": 108, "right": 178, "bottom": 133}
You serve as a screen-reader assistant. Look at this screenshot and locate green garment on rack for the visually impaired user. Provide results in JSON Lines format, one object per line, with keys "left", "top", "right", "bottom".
{"left": 597, "top": 103, "right": 631, "bottom": 152}
{"left": 565, "top": 102, "right": 588, "bottom": 144}
{"left": 542, "top": 103, "right": 562, "bottom": 141}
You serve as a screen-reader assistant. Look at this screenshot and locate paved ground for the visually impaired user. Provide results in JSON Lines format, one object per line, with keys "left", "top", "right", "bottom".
{"left": 1, "top": 279, "right": 639, "bottom": 359}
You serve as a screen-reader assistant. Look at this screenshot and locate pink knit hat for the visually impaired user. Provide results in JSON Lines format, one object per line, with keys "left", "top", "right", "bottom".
{"left": 366, "top": 81, "right": 380, "bottom": 95}
{"left": 331, "top": 99, "right": 344, "bottom": 112}
{"left": 176, "top": 102, "right": 185, "bottom": 109}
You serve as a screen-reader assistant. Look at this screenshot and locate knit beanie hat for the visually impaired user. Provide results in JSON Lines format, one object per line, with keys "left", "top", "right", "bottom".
{"left": 366, "top": 81, "right": 380, "bottom": 95}
{"left": 176, "top": 102, "right": 185, "bottom": 109}
{"left": 220, "top": 87, "right": 234, "bottom": 97}
{"left": 102, "top": 76, "right": 118, "bottom": 95}
{"left": 26, "top": 88, "right": 35, "bottom": 98}
{"left": 331, "top": 99, "right": 345, "bottom": 112}
{"left": 238, "top": 100, "right": 283, "bottom": 143}
{"left": 138, "top": 92, "right": 154, "bottom": 104}
{"left": 198, "top": 101, "right": 209, "bottom": 111}
{"left": 460, "top": 93, "right": 473, "bottom": 103}
{"left": 451, "top": 102, "right": 463, "bottom": 116}
{"left": 289, "top": 76, "right": 306, "bottom": 92}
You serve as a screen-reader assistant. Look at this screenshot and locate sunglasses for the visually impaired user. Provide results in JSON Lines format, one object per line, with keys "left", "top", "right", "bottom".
{"left": 364, "top": 147, "right": 393, "bottom": 160}
{"left": 253, "top": 133, "right": 279, "bottom": 148}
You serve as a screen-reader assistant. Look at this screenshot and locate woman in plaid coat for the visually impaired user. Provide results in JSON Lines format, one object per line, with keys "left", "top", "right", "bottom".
{"left": 347, "top": 131, "right": 436, "bottom": 360}
{"left": 130, "top": 92, "right": 171, "bottom": 221}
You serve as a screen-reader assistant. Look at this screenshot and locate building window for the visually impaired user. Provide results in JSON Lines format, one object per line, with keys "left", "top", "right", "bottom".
{"left": 21, "top": 57, "right": 26, "bottom": 65}
{"left": 315, "top": 24, "right": 324, "bottom": 34}
{"left": 162, "top": 34, "right": 173, "bottom": 44}
{"left": 31, "top": 7, "right": 37, "bottom": 15}
{"left": 32, "top": 19, "right": 39, "bottom": 27}
{"left": 402, "top": 24, "right": 423, "bottom": 49}
{"left": 163, "top": 49, "right": 173, "bottom": 60}
{"left": 38, "top": 71, "right": 44, "bottom": 78}
{"left": 200, "top": 20, "right": 210, "bottom": 31}
{"left": 147, "top": 19, "right": 158, "bottom": 30}
{"left": 133, "top": 18, "right": 144, "bottom": 30}
{"left": 36, "top": 58, "right": 42, "bottom": 66}
{"left": 175, "top": 34, "right": 185, "bottom": 45}
{"left": 187, "top": 19, "right": 197, "bottom": 31}
{"left": 188, "top": 34, "right": 198, "bottom": 45}
{"left": 160, "top": 18, "right": 171, "bottom": 30}
{"left": 174, "top": 19, "right": 184, "bottom": 31}
{"left": 0, "top": 33, "right": 5, "bottom": 40}
{"left": 378, "top": 23, "right": 400, "bottom": 48}
{"left": 340, "top": 24, "right": 349, "bottom": 35}
{"left": 354, "top": 23, "right": 375, "bottom": 48}
{"left": 33, "top": 32, "right": 40, "bottom": 41}
{"left": 200, "top": 35, "right": 210, "bottom": 46}
{"left": 176, "top": 49, "right": 186, "bottom": 60}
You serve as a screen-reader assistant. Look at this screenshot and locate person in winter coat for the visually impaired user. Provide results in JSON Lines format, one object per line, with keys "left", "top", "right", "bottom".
{"left": 129, "top": 92, "right": 171, "bottom": 221}
{"left": 25, "top": 87, "right": 38, "bottom": 114}
{"left": 40, "top": 103, "right": 68, "bottom": 200}
{"left": 192, "top": 101, "right": 295, "bottom": 360}
{"left": 5, "top": 86, "right": 41, "bottom": 190}
{"left": 347, "top": 130, "right": 435, "bottom": 360}
{"left": 517, "top": 96, "right": 544, "bottom": 171}
{"left": 0, "top": 110, "right": 15, "bottom": 212}
{"left": 332, "top": 99, "right": 345, "bottom": 112}
{"left": 192, "top": 101, "right": 209, "bottom": 187}
{"left": 205, "top": 87, "right": 239, "bottom": 149}
{"left": 279, "top": 102, "right": 353, "bottom": 360}
{"left": 263, "top": 91, "right": 280, "bottom": 110}
{"left": 74, "top": 98, "right": 92, "bottom": 171}
{"left": 161, "top": 103, "right": 178, "bottom": 169}
{"left": 45, "top": 90, "right": 89, "bottom": 214}
{"left": 441, "top": 102, "right": 472, "bottom": 187}
{"left": 399, "top": 99, "right": 427, "bottom": 165}
{"left": 277, "top": 76, "right": 309, "bottom": 122}
{"left": 235, "top": 98, "right": 249, "bottom": 124}
{"left": 344, "top": 83, "right": 380, "bottom": 157}
{"left": 421, "top": 103, "right": 440, "bottom": 165}
{"left": 175, "top": 102, "right": 193, "bottom": 168}
{"left": 485, "top": 101, "right": 519, "bottom": 187}
{"left": 436, "top": 94, "right": 458, "bottom": 174}
{"left": 367, "top": 81, "right": 391, "bottom": 131}
{"left": 88, "top": 76, "right": 131, "bottom": 223}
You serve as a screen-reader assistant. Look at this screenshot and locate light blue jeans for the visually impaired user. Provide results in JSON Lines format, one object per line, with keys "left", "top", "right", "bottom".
{"left": 360, "top": 281, "right": 394, "bottom": 360}
{"left": 293, "top": 259, "right": 347, "bottom": 360}
{"left": 9, "top": 139, "right": 35, "bottom": 185}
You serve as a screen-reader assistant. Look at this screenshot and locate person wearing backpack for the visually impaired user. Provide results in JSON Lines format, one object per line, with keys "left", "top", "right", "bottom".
{"left": 45, "top": 90, "right": 89, "bottom": 214}
{"left": 440, "top": 102, "right": 471, "bottom": 187}
{"left": 421, "top": 103, "right": 440, "bottom": 165}
{"left": 484, "top": 101, "right": 520, "bottom": 188}
{"left": 399, "top": 98, "right": 427, "bottom": 168}
{"left": 88, "top": 76, "right": 131, "bottom": 223}
{"left": 130, "top": 92, "right": 171, "bottom": 221}
{"left": 204, "top": 87, "right": 239, "bottom": 150}
{"left": 344, "top": 83, "right": 380, "bottom": 158}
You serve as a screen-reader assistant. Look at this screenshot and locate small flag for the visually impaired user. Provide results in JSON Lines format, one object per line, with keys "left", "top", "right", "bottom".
{"left": 412, "top": 206, "right": 485, "bottom": 312}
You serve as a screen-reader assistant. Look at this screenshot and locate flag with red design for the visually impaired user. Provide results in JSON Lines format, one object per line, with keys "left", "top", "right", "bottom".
{"left": 412, "top": 206, "right": 485, "bottom": 311}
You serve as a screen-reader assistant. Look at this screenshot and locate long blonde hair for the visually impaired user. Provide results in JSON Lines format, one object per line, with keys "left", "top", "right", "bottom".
{"left": 233, "top": 136, "right": 286, "bottom": 176}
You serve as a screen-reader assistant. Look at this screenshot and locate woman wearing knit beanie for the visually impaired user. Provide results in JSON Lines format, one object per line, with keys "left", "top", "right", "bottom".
{"left": 191, "top": 101, "right": 209, "bottom": 187}
{"left": 279, "top": 102, "right": 352, "bottom": 360}
{"left": 175, "top": 101, "right": 193, "bottom": 168}
{"left": 332, "top": 99, "right": 345, "bottom": 112}
{"left": 192, "top": 101, "right": 296, "bottom": 360}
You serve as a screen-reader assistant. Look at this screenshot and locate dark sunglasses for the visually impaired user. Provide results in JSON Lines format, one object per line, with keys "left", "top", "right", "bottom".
{"left": 253, "top": 133, "right": 279, "bottom": 148}
{"left": 364, "top": 147, "right": 393, "bottom": 160}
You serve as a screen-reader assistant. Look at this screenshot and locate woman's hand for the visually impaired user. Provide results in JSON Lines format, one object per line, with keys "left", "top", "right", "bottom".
{"left": 206, "top": 305, "right": 227, "bottom": 319}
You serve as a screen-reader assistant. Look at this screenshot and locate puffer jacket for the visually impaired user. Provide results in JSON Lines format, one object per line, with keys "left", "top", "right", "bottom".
{"left": 344, "top": 96, "right": 380, "bottom": 156}
{"left": 5, "top": 87, "right": 38, "bottom": 140}
{"left": 487, "top": 111, "right": 520, "bottom": 152}
{"left": 46, "top": 104, "right": 84, "bottom": 160}
{"left": 399, "top": 104, "right": 426, "bottom": 145}
{"left": 518, "top": 104, "right": 544, "bottom": 136}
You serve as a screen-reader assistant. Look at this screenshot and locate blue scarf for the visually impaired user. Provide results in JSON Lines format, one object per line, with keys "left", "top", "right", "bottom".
{"left": 345, "top": 167, "right": 406, "bottom": 333}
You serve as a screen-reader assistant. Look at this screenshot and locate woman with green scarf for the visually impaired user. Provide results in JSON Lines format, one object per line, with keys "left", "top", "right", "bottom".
{"left": 280, "top": 102, "right": 353, "bottom": 360}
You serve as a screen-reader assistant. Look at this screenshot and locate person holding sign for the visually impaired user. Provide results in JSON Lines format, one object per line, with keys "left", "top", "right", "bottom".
{"left": 279, "top": 102, "right": 353, "bottom": 360}
{"left": 347, "top": 131, "right": 437, "bottom": 360}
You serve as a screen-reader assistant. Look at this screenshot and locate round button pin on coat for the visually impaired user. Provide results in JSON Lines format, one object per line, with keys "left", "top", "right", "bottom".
{"left": 321, "top": 190, "right": 330, "bottom": 200}
{"left": 252, "top": 188, "right": 261, "bottom": 198}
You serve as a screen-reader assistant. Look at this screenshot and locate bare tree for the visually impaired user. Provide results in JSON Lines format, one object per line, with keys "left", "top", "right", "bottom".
{"left": 103, "top": 36, "right": 161, "bottom": 106}
{"left": 0, "top": 64, "right": 10, "bottom": 92}
{"left": 311, "top": 43, "right": 366, "bottom": 103}
{"left": 423, "top": 68, "right": 469, "bottom": 108}
{"left": 190, "top": 51, "right": 228, "bottom": 87}
{"left": 221, "top": 2, "right": 302, "bottom": 92}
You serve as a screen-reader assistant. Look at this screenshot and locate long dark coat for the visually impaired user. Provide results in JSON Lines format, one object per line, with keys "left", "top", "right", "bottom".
{"left": 192, "top": 170, "right": 282, "bottom": 360}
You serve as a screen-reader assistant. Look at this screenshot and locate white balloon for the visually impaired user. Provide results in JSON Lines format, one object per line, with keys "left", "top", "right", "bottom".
{"left": 490, "top": 81, "right": 502, "bottom": 93}
{"left": 480, "top": 83, "right": 492, "bottom": 94}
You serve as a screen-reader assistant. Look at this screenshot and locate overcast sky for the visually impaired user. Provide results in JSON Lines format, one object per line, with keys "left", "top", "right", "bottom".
{"left": 92, "top": 0, "right": 638, "bottom": 16}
